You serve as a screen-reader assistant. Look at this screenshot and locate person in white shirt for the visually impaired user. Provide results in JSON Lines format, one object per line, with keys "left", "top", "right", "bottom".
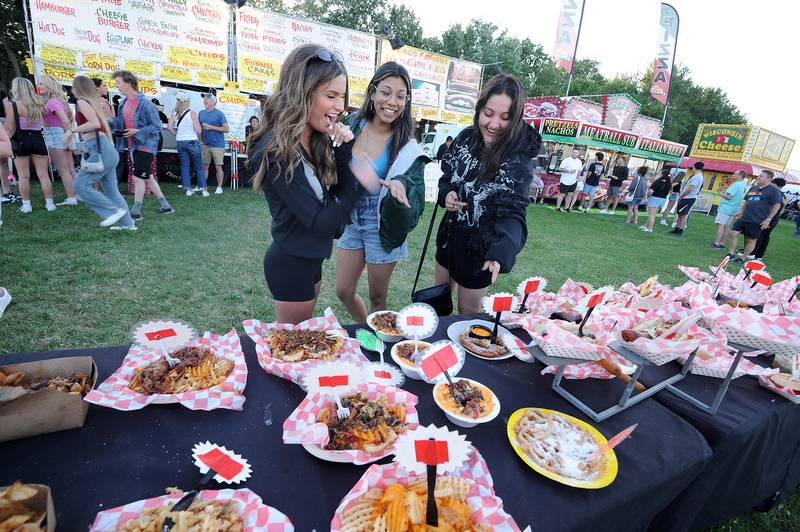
{"left": 670, "top": 161, "right": 704, "bottom": 236}
{"left": 168, "top": 92, "right": 208, "bottom": 197}
{"left": 555, "top": 147, "right": 582, "bottom": 212}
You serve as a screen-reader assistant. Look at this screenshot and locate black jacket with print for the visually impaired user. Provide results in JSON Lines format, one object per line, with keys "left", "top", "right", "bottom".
{"left": 436, "top": 125, "right": 541, "bottom": 272}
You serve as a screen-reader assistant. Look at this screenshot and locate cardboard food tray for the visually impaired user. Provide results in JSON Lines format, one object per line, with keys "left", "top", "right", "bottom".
{"left": 0, "top": 483, "right": 56, "bottom": 531}
{"left": 0, "top": 356, "right": 97, "bottom": 442}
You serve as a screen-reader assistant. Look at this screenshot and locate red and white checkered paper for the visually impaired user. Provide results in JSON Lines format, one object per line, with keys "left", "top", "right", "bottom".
{"left": 84, "top": 329, "right": 246, "bottom": 411}
{"left": 700, "top": 306, "right": 800, "bottom": 346}
{"left": 283, "top": 382, "right": 419, "bottom": 465}
{"left": 330, "top": 446, "right": 520, "bottom": 532}
{"left": 556, "top": 278, "right": 593, "bottom": 306}
{"left": 90, "top": 488, "right": 293, "bottom": 531}
{"left": 242, "top": 308, "right": 367, "bottom": 386}
{"left": 503, "top": 291, "right": 561, "bottom": 329}
{"left": 772, "top": 276, "right": 800, "bottom": 300}
{"left": 759, "top": 374, "right": 800, "bottom": 401}
{"left": 678, "top": 265, "right": 717, "bottom": 284}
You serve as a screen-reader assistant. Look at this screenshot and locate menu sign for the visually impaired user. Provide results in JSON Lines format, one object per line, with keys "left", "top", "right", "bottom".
{"left": 236, "top": 7, "right": 376, "bottom": 100}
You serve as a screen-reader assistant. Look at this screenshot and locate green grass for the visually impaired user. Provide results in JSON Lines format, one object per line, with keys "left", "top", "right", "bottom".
{"left": 2, "top": 183, "right": 799, "bottom": 530}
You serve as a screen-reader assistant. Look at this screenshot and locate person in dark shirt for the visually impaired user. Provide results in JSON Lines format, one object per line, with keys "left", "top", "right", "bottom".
{"left": 660, "top": 170, "right": 684, "bottom": 225}
{"left": 577, "top": 152, "right": 605, "bottom": 213}
{"left": 245, "top": 116, "right": 259, "bottom": 140}
{"left": 247, "top": 44, "right": 374, "bottom": 323}
{"left": 435, "top": 74, "right": 541, "bottom": 313}
{"left": 600, "top": 155, "right": 627, "bottom": 214}
{"left": 752, "top": 177, "right": 787, "bottom": 259}
{"left": 436, "top": 135, "right": 453, "bottom": 167}
{"left": 641, "top": 168, "right": 672, "bottom": 232}
{"left": 726, "top": 169, "right": 783, "bottom": 263}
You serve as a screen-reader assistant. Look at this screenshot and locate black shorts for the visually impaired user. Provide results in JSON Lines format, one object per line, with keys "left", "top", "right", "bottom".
{"left": 732, "top": 219, "right": 763, "bottom": 240}
{"left": 676, "top": 198, "right": 696, "bottom": 215}
{"left": 263, "top": 246, "right": 324, "bottom": 302}
{"left": 132, "top": 150, "right": 154, "bottom": 179}
{"left": 12, "top": 130, "right": 48, "bottom": 157}
{"left": 559, "top": 182, "right": 577, "bottom": 194}
{"left": 434, "top": 217, "right": 493, "bottom": 290}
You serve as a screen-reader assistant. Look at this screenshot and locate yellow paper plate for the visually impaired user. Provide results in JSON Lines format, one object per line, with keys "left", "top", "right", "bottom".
{"left": 506, "top": 407, "right": 619, "bottom": 489}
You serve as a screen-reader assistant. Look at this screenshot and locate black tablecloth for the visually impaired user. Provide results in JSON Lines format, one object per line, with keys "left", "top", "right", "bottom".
{"left": 639, "top": 359, "right": 800, "bottom": 531}
{"left": 1, "top": 316, "right": 712, "bottom": 531}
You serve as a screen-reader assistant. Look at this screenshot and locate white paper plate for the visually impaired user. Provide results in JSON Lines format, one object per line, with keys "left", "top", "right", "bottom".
{"left": 432, "top": 377, "right": 501, "bottom": 428}
{"left": 301, "top": 443, "right": 353, "bottom": 463}
{"left": 367, "top": 311, "right": 405, "bottom": 343}
{"left": 389, "top": 340, "right": 429, "bottom": 380}
{"left": 447, "top": 319, "right": 514, "bottom": 360}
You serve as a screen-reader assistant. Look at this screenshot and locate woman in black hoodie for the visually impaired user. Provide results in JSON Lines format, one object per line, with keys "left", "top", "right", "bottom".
{"left": 435, "top": 74, "right": 541, "bottom": 313}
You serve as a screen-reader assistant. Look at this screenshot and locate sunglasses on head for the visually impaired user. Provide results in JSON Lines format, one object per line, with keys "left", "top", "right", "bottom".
{"left": 311, "top": 48, "right": 344, "bottom": 63}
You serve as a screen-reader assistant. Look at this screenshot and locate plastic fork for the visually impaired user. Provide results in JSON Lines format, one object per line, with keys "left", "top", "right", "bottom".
{"left": 334, "top": 392, "right": 350, "bottom": 420}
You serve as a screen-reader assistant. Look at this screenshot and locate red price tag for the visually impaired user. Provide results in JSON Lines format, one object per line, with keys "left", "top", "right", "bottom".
{"left": 587, "top": 292, "right": 606, "bottom": 308}
{"left": 318, "top": 375, "right": 349, "bottom": 387}
{"left": 144, "top": 328, "right": 177, "bottom": 341}
{"left": 492, "top": 296, "right": 514, "bottom": 313}
{"left": 374, "top": 370, "right": 392, "bottom": 380}
{"left": 745, "top": 260, "right": 765, "bottom": 271}
{"left": 420, "top": 344, "right": 458, "bottom": 380}
{"left": 524, "top": 279, "right": 541, "bottom": 293}
{"left": 199, "top": 448, "right": 243, "bottom": 481}
{"left": 753, "top": 272, "right": 772, "bottom": 287}
{"left": 414, "top": 439, "right": 449, "bottom": 465}
{"left": 406, "top": 316, "right": 424, "bottom": 326}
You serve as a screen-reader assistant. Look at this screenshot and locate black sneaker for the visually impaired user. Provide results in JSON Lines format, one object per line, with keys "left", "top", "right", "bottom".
{"left": 130, "top": 212, "right": 143, "bottom": 220}
{"left": 555, "top": 208, "right": 562, "bottom": 212}
{"left": 710, "top": 243, "right": 725, "bottom": 249}
{"left": 158, "top": 206, "right": 175, "bottom": 215}
{"left": 565, "top": 208, "right": 571, "bottom": 213}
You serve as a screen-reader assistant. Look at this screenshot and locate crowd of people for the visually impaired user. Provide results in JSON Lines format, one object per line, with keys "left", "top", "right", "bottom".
{"left": 551, "top": 154, "right": 794, "bottom": 263}
{"left": 0, "top": 71, "right": 237, "bottom": 228}
{"left": 1, "top": 42, "right": 796, "bottom": 325}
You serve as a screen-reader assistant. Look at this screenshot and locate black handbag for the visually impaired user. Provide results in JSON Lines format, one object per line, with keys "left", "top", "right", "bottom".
{"left": 411, "top": 200, "right": 453, "bottom": 316}
{"left": 9, "top": 101, "right": 22, "bottom": 155}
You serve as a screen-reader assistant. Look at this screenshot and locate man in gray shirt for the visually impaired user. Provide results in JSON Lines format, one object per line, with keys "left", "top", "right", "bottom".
{"left": 670, "top": 161, "right": 704, "bottom": 236}
{"left": 726, "top": 169, "right": 782, "bottom": 263}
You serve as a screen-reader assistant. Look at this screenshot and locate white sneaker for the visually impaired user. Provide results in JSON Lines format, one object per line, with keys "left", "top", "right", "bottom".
{"left": 19, "top": 203, "right": 32, "bottom": 213}
{"left": 671, "top": 222, "right": 677, "bottom": 228}
{"left": 56, "top": 198, "right": 78, "bottom": 206}
{"left": 45, "top": 202, "right": 57, "bottom": 212}
{"left": 186, "top": 189, "right": 194, "bottom": 197}
{"left": 201, "top": 189, "right": 210, "bottom": 197}
{"left": 215, "top": 187, "right": 223, "bottom": 195}
{"left": 110, "top": 224, "right": 137, "bottom": 231}
{"left": 599, "top": 209, "right": 608, "bottom": 214}
{"left": 100, "top": 208, "right": 126, "bottom": 227}
{"left": 192, "top": 186, "right": 201, "bottom": 192}
{"left": 0, "top": 287, "right": 11, "bottom": 317}
{"left": 659, "top": 220, "right": 668, "bottom": 226}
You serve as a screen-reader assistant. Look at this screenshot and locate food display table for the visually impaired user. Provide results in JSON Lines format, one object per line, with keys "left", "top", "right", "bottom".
{"left": 1, "top": 315, "right": 714, "bottom": 531}
{"left": 640, "top": 357, "right": 800, "bottom": 531}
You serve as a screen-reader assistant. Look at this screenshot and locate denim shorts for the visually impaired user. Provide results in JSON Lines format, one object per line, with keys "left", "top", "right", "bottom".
{"left": 583, "top": 184, "right": 599, "bottom": 196}
{"left": 338, "top": 195, "right": 408, "bottom": 264}
{"left": 647, "top": 196, "right": 666, "bottom": 209}
{"left": 42, "top": 126, "right": 67, "bottom": 150}
{"left": 668, "top": 192, "right": 679, "bottom": 201}
{"left": 628, "top": 198, "right": 644, "bottom": 206}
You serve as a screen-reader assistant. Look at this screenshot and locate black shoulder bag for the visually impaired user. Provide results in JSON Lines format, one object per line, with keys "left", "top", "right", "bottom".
{"left": 411, "top": 200, "right": 453, "bottom": 316}
{"left": 9, "top": 101, "right": 22, "bottom": 155}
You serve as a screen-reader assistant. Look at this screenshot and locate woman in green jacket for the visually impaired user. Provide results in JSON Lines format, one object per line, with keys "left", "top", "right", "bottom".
{"left": 335, "top": 62, "right": 429, "bottom": 323}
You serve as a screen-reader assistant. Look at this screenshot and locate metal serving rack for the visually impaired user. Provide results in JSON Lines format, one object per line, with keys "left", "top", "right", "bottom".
{"left": 531, "top": 341, "right": 748, "bottom": 421}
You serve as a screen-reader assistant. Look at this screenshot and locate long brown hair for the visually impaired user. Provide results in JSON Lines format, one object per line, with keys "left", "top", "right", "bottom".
{"left": 471, "top": 74, "right": 526, "bottom": 181}
{"left": 71, "top": 76, "right": 112, "bottom": 140}
{"left": 248, "top": 44, "right": 348, "bottom": 190}
{"left": 353, "top": 62, "right": 413, "bottom": 166}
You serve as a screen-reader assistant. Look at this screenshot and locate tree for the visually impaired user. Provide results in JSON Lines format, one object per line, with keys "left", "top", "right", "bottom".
{"left": 385, "top": 4, "right": 424, "bottom": 48}
{"left": 0, "top": 0, "right": 29, "bottom": 86}
{"left": 246, "top": 0, "right": 290, "bottom": 14}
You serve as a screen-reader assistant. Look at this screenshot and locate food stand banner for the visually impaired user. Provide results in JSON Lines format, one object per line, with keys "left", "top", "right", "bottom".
{"left": 537, "top": 118, "right": 581, "bottom": 140}
{"left": 690, "top": 124, "right": 751, "bottom": 162}
{"left": 744, "top": 127, "right": 795, "bottom": 171}
{"left": 579, "top": 123, "right": 639, "bottom": 150}
{"left": 603, "top": 94, "right": 640, "bottom": 131}
{"left": 632, "top": 115, "right": 663, "bottom": 139}
{"left": 523, "top": 97, "right": 563, "bottom": 122}
{"left": 236, "top": 7, "right": 376, "bottom": 103}
{"left": 563, "top": 96, "right": 603, "bottom": 124}
{"left": 638, "top": 137, "right": 686, "bottom": 160}
{"left": 29, "top": 0, "right": 229, "bottom": 86}
{"left": 379, "top": 41, "right": 483, "bottom": 119}
{"left": 650, "top": 3, "right": 679, "bottom": 105}
{"left": 552, "top": 0, "right": 585, "bottom": 73}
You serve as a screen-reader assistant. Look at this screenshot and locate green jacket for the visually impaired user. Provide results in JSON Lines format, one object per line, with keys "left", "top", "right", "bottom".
{"left": 346, "top": 116, "right": 430, "bottom": 252}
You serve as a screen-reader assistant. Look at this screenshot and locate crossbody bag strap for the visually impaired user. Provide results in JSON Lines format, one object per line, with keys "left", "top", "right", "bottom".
{"left": 176, "top": 109, "right": 190, "bottom": 129}
{"left": 411, "top": 200, "right": 440, "bottom": 295}
{"left": 11, "top": 101, "right": 20, "bottom": 132}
